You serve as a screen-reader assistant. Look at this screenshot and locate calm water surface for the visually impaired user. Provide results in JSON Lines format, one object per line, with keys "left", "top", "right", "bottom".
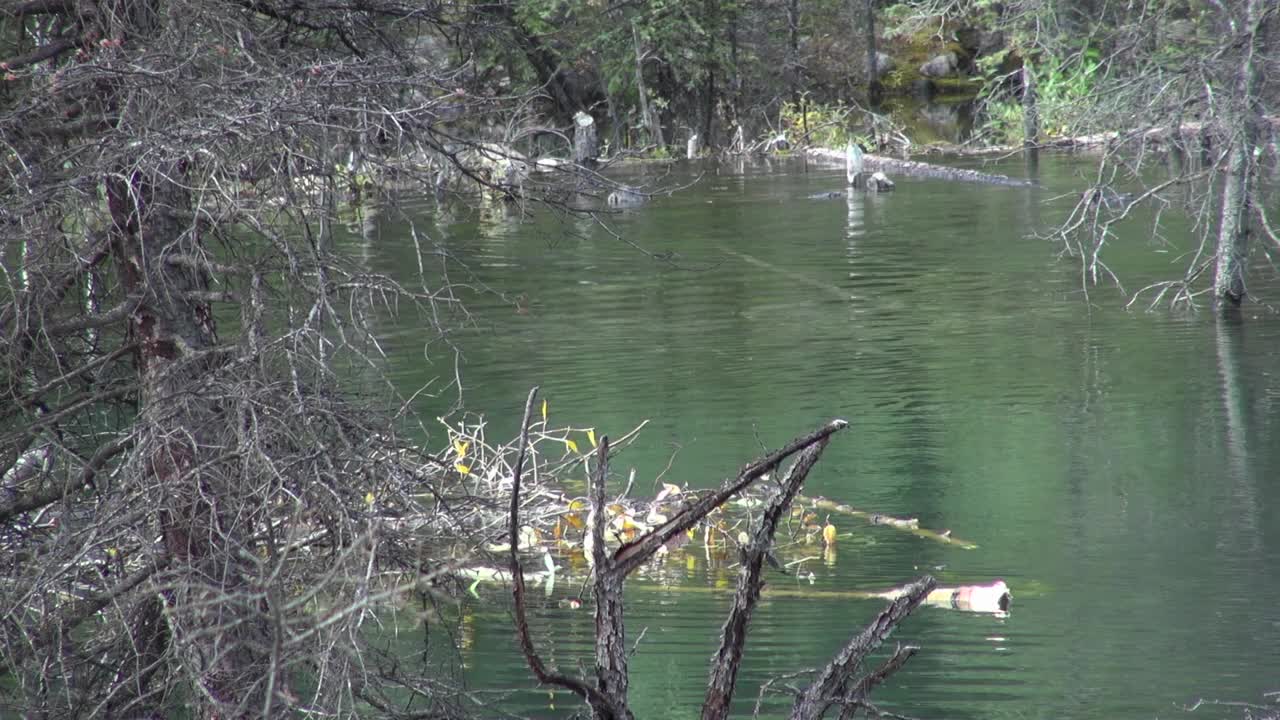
{"left": 363, "top": 155, "right": 1280, "bottom": 719}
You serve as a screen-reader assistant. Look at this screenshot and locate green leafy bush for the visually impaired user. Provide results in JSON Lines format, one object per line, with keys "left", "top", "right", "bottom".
{"left": 977, "top": 49, "right": 1100, "bottom": 144}
{"left": 779, "top": 97, "right": 866, "bottom": 149}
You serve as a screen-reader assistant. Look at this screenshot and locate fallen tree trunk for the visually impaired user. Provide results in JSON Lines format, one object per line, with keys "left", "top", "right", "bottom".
{"left": 915, "top": 116, "right": 1280, "bottom": 158}
{"left": 807, "top": 147, "right": 1034, "bottom": 187}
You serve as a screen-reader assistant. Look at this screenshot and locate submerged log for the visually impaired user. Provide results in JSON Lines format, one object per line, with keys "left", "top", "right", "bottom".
{"left": 876, "top": 579, "right": 1011, "bottom": 614}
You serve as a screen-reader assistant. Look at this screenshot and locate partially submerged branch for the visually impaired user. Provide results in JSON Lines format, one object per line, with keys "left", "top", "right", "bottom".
{"left": 612, "top": 419, "right": 848, "bottom": 575}
{"left": 703, "top": 435, "right": 834, "bottom": 720}
{"left": 508, "top": 387, "right": 626, "bottom": 719}
{"left": 791, "top": 576, "right": 937, "bottom": 720}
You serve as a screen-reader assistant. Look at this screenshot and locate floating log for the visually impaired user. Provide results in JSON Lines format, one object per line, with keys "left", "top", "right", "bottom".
{"left": 802, "top": 496, "right": 978, "bottom": 549}
{"left": 809, "top": 146, "right": 1034, "bottom": 187}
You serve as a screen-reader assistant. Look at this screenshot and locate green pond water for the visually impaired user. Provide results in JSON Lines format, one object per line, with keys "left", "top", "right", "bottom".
{"left": 360, "top": 155, "right": 1280, "bottom": 719}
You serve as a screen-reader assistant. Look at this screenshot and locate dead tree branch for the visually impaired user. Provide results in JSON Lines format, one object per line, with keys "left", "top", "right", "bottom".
{"left": 611, "top": 419, "right": 849, "bottom": 575}
{"left": 703, "top": 435, "right": 835, "bottom": 720}
{"left": 508, "top": 387, "right": 626, "bottom": 719}
{"left": 790, "top": 576, "right": 936, "bottom": 720}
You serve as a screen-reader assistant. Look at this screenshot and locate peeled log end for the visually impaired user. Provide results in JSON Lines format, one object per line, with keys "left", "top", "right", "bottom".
{"left": 868, "top": 172, "right": 895, "bottom": 191}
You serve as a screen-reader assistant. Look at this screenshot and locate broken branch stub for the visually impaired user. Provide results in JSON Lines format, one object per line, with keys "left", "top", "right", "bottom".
{"left": 591, "top": 435, "right": 633, "bottom": 719}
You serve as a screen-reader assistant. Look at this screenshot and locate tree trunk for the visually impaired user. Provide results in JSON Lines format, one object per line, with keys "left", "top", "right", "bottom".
{"left": 1212, "top": 0, "right": 1268, "bottom": 311}
{"left": 701, "top": 0, "right": 718, "bottom": 149}
{"left": 107, "top": 165, "right": 275, "bottom": 719}
{"left": 1021, "top": 61, "right": 1039, "bottom": 154}
{"left": 786, "top": 0, "right": 800, "bottom": 106}
{"left": 489, "top": 2, "right": 583, "bottom": 120}
{"left": 701, "top": 69, "right": 716, "bottom": 151}
{"left": 864, "top": 0, "right": 881, "bottom": 106}
{"left": 632, "top": 22, "right": 665, "bottom": 149}
{"left": 728, "top": 11, "right": 741, "bottom": 129}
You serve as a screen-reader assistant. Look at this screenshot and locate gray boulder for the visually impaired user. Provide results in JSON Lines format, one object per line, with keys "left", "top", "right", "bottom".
{"left": 867, "top": 51, "right": 896, "bottom": 82}
{"left": 919, "top": 51, "right": 959, "bottom": 78}
{"left": 606, "top": 187, "right": 647, "bottom": 208}
{"left": 978, "top": 30, "right": 1006, "bottom": 58}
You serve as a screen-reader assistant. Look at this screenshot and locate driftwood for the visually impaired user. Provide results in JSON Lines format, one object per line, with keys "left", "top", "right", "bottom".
{"left": 506, "top": 387, "right": 940, "bottom": 720}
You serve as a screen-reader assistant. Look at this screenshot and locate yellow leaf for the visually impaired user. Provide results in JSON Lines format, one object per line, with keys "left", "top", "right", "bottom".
{"left": 365, "top": 492, "right": 375, "bottom": 506}
{"left": 565, "top": 438, "right": 579, "bottom": 454}
{"left": 587, "top": 428, "right": 597, "bottom": 448}
{"left": 455, "top": 463, "right": 470, "bottom": 475}
{"left": 654, "top": 482, "right": 683, "bottom": 503}
{"left": 822, "top": 521, "right": 837, "bottom": 547}
{"left": 565, "top": 513, "right": 585, "bottom": 529}
{"left": 541, "top": 399, "right": 548, "bottom": 423}
{"left": 453, "top": 439, "right": 469, "bottom": 458}
{"left": 568, "top": 499, "right": 586, "bottom": 511}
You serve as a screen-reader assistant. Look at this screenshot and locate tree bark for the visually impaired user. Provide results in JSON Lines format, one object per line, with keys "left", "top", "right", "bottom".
{"left": 728, "top": 10, "right": 742, "bottom": 129}
{"left": 1212, "top": 0, "right": 1268, "bottom": 311}
{"left": 590, "top": 437, "right": 633, "bottom": 720}
{"left": 700, "top": 0, "right": 718, "bottom": 149}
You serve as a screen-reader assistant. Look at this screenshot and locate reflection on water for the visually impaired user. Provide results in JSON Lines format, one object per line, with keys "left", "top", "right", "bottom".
{"left": 362, "top": 156, "right": 1280, "bottom": 719}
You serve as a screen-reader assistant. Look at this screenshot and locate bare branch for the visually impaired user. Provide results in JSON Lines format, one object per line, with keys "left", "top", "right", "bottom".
{"left": 703, "top": 434, "right": 834, "bottom": 720}
{"left": 507, "top": 387, "right": 624, "bottom": 718}
{"left": 611, "top": 419, "right": 848, "bottom": 576}
{"left": 791, "top": 576, "right": 936, "bottom": 720}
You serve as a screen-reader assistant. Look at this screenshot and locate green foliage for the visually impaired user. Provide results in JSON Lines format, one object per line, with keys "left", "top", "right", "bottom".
{"left": 780, "top": 97, "right": 865, "bottom": 148}
{"left": 977, "top": 50, "right": 1100, "bottom": 144}
{"left": 646, "top": 145, "right": 673, "bottom": 160}
{"left": 978, "top": 98, "right": 1027, "bottom": 144}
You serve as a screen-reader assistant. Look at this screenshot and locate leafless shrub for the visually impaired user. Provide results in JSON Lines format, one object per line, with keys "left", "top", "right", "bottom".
{"left": 0, "top": 1, "right": 600, "bottom": 717}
